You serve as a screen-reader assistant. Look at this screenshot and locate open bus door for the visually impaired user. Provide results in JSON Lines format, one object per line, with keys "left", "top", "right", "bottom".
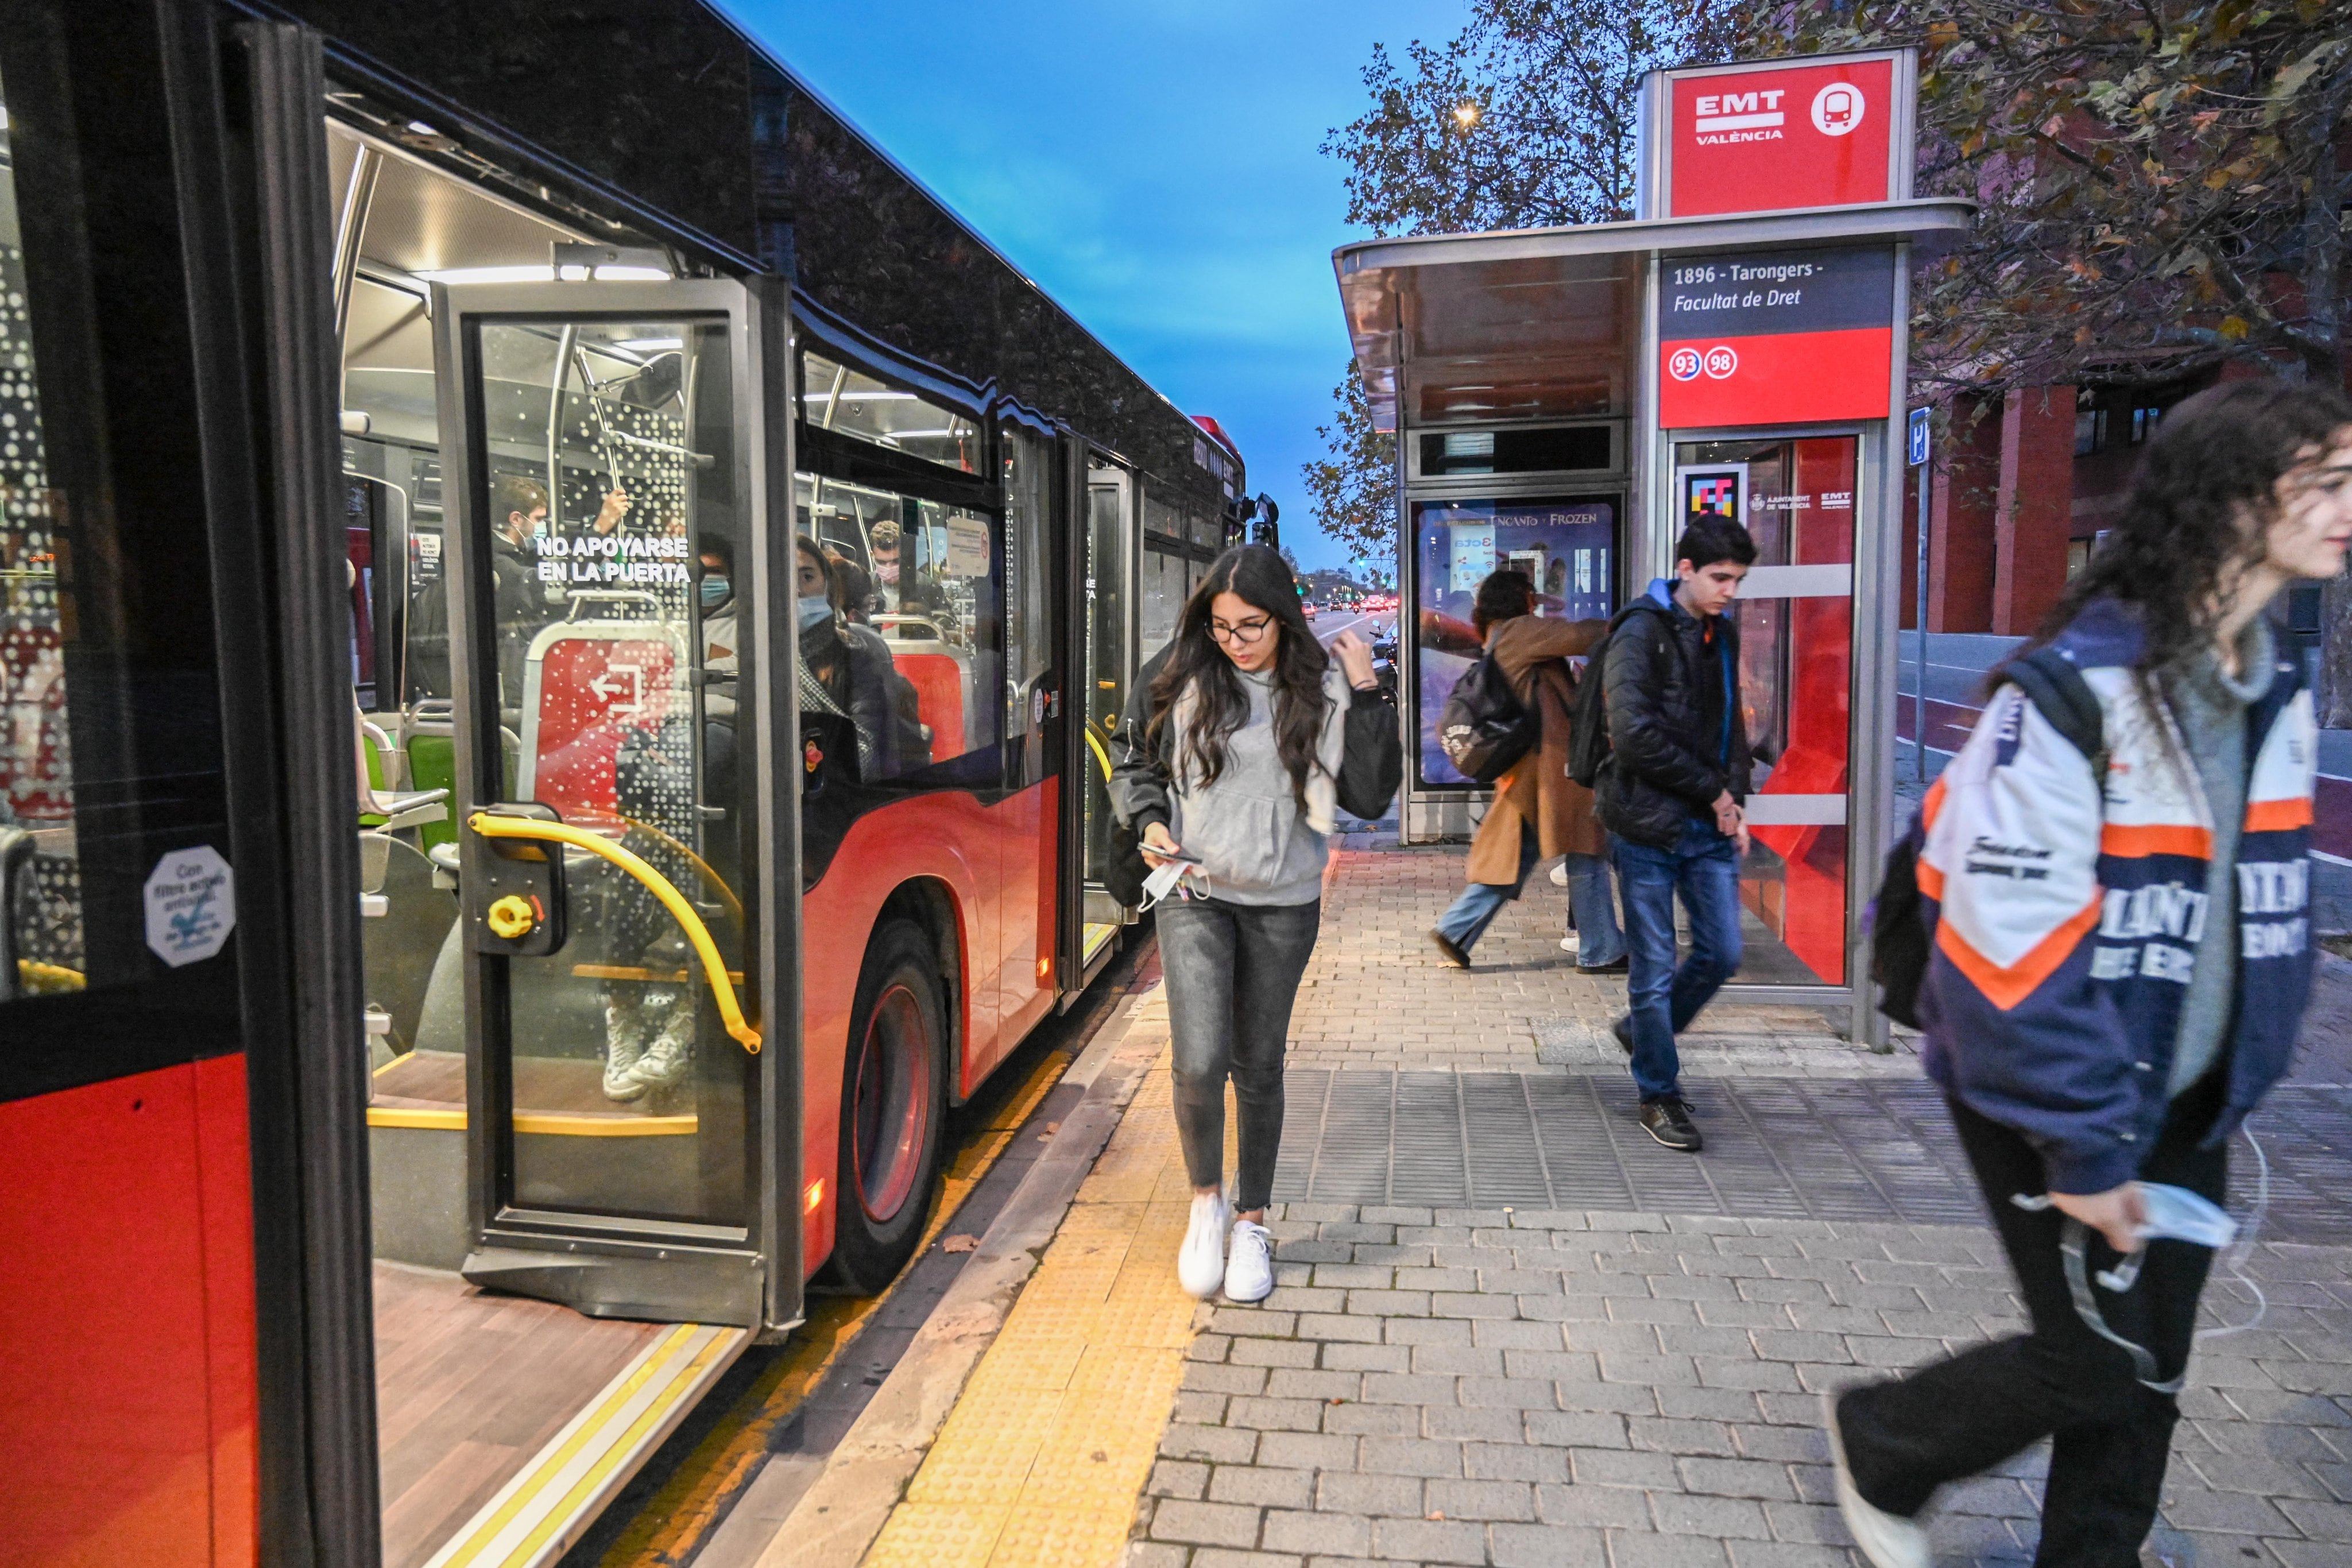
{"left": 1058, "top": 451, "right": 1138, "bottom": 995}
{"left": 397, "top": 279, "right": 801, "bottom": 1334}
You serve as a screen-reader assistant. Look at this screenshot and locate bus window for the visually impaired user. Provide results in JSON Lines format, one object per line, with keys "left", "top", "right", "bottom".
{"left": 794, "top": 477, "right": 1003, "bottom": 781}
{"left": 800, "top": 350, "right": 981, "bottom": 475}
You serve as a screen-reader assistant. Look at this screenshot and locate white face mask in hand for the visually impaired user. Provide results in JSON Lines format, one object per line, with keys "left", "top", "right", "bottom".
{"left": 1141, "top": 857, "right": 1188, "bottom": 907}
{"left": 2133, "top": 1184, "right": 2237, "bottom": 1249}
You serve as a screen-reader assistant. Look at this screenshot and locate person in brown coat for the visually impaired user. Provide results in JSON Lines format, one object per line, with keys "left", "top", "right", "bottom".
{"left": 1429, "top": 571, "right": 1624, "bottom": 970}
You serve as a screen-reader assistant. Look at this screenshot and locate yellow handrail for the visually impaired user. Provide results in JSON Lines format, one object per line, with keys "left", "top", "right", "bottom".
{"left": 1084, "top": 723, "right": 1113, "bottom": 784}
{"left": 14, "top": 959, "right": 84, "bottom": 993}
{"left": 615, "top": 812, "right": 745, "bottom": 931}
{"left": 467, "top": 812, "right": 760, "bottom": 1054}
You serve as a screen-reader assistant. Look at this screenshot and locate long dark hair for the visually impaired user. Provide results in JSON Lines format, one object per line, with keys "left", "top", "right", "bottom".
{"left": 1147, "top": 544, "right": 1330, "bottom": 810}
{"left": 2028, "top": 381, "right": 2352, "bottom": 679}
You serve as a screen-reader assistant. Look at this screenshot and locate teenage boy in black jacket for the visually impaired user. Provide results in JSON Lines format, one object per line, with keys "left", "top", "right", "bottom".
{"left": 1598, "top": 515, "right": 1755, "bottom": 1152}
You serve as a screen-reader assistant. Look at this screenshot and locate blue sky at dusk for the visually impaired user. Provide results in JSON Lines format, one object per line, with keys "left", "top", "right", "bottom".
{"left": 719, "top": 0, "right": 1473, "bottom": 573}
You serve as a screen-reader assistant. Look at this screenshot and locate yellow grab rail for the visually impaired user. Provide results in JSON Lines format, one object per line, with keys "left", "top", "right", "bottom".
{"left": 14, "top": 959, "right": 84, "bottom": 993}
{"left": 467, "top": 812, "right": 761, "bottom": 1054}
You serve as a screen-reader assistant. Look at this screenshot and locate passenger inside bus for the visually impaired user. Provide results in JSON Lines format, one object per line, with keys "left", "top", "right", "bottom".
{"left": 795, "top": 535, "right": 919, "bottom": 784}
{"left": 869, "top": 517, "right": 949, "bottom": 623}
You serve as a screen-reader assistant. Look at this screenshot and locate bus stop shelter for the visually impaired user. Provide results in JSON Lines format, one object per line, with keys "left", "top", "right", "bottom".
{"left": 1333, "top": 49, "right": 1971, "bottom": 1041}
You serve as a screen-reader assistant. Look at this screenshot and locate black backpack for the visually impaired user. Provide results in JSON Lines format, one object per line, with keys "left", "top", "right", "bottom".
{"left": 1437, "top": 651, "right": 1538, "bottom": 783}
{"left": 1871, "top": 646, "right": 2106, "bottom": 1026}
{"left": 1565, "top": 625, "right": 1616, "bottom": 788}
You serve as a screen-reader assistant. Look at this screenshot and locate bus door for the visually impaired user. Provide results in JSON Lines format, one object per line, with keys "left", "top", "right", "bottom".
{"left": 425, "top": 280, "right": 798, "bottom": 1330}
{"left": 1060, "top": 453, "right": 1136, "bottom": 990}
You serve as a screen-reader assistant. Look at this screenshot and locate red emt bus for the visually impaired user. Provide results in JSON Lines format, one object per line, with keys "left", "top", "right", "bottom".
{"left": 0, "top": 2, "right": 1240, "bottom": 1563}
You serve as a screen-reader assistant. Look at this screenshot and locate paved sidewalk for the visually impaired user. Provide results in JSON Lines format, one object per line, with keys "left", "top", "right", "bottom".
{"left": 1288, "top": 846, "right": 1887, "bottom": 1077}
{"left": 1135, "top": 1204, "right": 2352, "bottom": 1568}
{"left": 829, "top": 847, "right": 2352, "bottom": 1568}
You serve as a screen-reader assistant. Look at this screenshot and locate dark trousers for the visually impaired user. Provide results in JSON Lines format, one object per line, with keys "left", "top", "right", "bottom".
{"left": 1157, "top": 893, "right": 1320, "bottom": 1213}
{"left": 1836, "top": 1084, "right": 2227, "bottom": 1566}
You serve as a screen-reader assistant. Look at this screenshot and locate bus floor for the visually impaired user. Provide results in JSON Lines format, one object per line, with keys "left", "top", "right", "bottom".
{"left": 508, "top": 938, "right": 1156, "bottom": 1568}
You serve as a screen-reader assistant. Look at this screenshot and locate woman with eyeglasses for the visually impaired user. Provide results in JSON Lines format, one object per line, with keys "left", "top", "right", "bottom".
{"left": 1109, "top": 544, "right": 1402, "bottom": 1301}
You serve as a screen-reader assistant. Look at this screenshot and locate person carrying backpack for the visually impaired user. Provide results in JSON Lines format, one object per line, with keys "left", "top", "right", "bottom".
{"left": 1824, "top": 381, "right": 2347, "bottom": 1568}
{"left": 1109, "top": 545, "right": 1401, "bottom": 1303}
{"left": 1428, "top": 570, "right": 1619, "bottom": 969}
{"left": 1592, "top": 514, "right": 1756, "bottom": 1152}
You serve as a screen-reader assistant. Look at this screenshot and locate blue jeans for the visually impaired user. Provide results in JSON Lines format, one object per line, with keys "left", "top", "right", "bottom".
{"left": 1435, "top": 834, "right": 1624, "bottom": 967}
{"left": 1611, "top": 819, "right": 1744, "bottom": 1101}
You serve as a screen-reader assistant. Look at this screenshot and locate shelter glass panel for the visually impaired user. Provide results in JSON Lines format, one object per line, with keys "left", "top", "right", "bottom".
{"left": 1410, "top": 496, "right": 1616, "bottom": 788}
{"left": 1674, "top": 435, "right": 1857, "bottom": 987}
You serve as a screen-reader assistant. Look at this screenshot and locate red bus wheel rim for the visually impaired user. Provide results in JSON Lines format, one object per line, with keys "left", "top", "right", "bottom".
{"left": 852, "top": 982, "right": 930, "bottom": 1223}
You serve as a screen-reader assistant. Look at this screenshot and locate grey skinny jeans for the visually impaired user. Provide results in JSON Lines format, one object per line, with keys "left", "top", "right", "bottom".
{"left": 1157, "top": 893, "right": 1321, "bottom": 1213}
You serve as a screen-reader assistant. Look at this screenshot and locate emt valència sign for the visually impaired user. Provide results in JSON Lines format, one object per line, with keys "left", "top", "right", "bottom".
{"left": 1637, "top": 48, "right": 1918, "bottom": 428}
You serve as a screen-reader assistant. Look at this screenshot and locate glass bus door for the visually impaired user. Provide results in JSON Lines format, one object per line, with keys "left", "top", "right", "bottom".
{"left": 428, "top": 281, "right": 792, "bottom": 1328}
{"left": 1071, "top": 459, "right": 1135, "bottom": 976}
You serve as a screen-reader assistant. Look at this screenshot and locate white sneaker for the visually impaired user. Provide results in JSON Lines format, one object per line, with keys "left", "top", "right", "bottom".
{"left": 625, "top": 1004, "right": 696, "bottom": 1094}
{"left": 1822, "top": 1393, "right": 1930, "bottom": 1568}
{"left": 1178, "top": 1191, "right": 1231, "bottom": 1298}
{"left": 1559, "top": 934, "right": 1581, "bottom": 955}
{"left": 1223, "top": 1218, "right": 1274, "bottom": 1303}
{"left": 602, "top": 1004, "right": 649, "bottom": 1102}
{"left": 1548, "top": 862, "right": 1569, "bottom": 886}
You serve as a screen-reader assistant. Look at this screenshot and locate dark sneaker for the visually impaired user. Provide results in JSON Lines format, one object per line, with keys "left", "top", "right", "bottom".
{"left": 1640, "top": 1096, "right": 1703, "bottom": 1152}
{"left": 1429, "top": 928, "right": 1472, "bottom": 969}
{"left": 1611, "top": 1016, "right": 1635, "bottom": 1055}
{"left": 1580, "top": 956, "right": 1628, "bottom": 974}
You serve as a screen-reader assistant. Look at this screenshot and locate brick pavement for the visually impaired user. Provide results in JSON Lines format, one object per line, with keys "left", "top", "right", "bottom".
{"left": 1289, "top": 843, "right": 1901, "bottom": 1077}
{"left": 1132, "top": 1205, "right": 2352, "bottom": 1568}
{"left": 1116, "top": 847, "right": 2352, "bottom": 1567}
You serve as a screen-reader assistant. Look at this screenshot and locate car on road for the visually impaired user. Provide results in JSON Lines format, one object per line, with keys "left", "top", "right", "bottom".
{"left": 1302, "top": 601, "right": 1319, "bottom": 619}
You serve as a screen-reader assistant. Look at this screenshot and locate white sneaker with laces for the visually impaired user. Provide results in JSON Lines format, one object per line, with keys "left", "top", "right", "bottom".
{"left": 1822, "top": 1393, "right": 1930, "bottom": 1568}
{"left": 1223, "top": 1218, "right": 1274, "bottom": 1303}
{"left": 1178, "top": 1191, "right": 1231, "bottom": 1298}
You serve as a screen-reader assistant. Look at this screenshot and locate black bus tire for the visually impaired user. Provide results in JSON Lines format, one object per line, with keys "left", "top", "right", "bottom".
{"left": 824, "top": 919, "right": 948, "bottom": 1294}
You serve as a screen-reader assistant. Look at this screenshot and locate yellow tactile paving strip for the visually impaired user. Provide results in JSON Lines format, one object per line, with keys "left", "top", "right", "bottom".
{"left": 863, "top": 993, "right": 1206, "bottom": 1568}
{"left": 591, "top": 1041, "right": 1076, "bottom": 1566}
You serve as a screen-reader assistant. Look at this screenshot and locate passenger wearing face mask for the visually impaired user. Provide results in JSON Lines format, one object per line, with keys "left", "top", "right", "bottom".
{"left": 795, "top": 536, "right": 905, "bottom": 781}
{"left": 697, "top": 539, "right": 739, "bottom": 723}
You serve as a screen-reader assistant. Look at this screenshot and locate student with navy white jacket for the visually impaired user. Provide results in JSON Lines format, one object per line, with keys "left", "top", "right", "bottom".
{"left": 1823, "top": 383, "right": 2352, "bottom": 1568}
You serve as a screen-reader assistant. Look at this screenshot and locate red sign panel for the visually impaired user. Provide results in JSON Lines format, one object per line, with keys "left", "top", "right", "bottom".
{"left": 1657, "top": 246, "right": 1895, "bottom": 427}
{"left": 524, "top": 632, "right": 681, "bottom": 828}
{"left": 1667, "top": 57, "right": 1895, "bottom": 217}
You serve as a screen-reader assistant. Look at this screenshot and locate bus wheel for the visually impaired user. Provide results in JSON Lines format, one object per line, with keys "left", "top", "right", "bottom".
{"left": 828, "top": 919, "right": 947, "bottom": 1293}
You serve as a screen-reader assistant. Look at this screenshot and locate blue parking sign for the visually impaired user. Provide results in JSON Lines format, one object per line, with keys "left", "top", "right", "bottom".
{"left": 1908, "top": 406, "right": 1931, "bottom": 467}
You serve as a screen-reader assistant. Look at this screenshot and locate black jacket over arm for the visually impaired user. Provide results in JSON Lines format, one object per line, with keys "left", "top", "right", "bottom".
{"left": 1108, "top": 645, "right": 1403, "bottom": 835}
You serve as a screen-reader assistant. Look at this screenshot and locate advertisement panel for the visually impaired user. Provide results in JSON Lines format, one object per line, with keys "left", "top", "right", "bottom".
{"left": 1412, "top": 497, "right": 1616, "bottom": 788}
{"left": 1660, "top": 55, "right": 1903, "bottom": 217}
{"left": 1658, "top": 245, "right": 1895, "bottom": 427}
